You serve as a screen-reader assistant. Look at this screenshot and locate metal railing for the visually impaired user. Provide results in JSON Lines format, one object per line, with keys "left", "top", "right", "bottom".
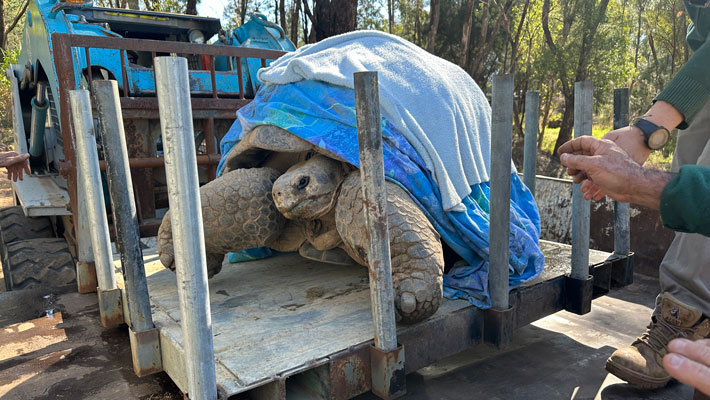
{"left": 51, "top": 33, "right": 287, "bottom": 239}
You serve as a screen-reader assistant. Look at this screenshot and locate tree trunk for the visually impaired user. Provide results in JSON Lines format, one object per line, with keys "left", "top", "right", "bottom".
{"left": 280, "top": 0, "right": 287, "bottom": 32}
{"left": 0, "top": 0, "right": 5, "bottom": 59}
{"left": 127, "top": 0, "right": 139, "bottom": 9}
{"left": 414, "top": 0, "right": 421, "bottom": 45}
{"left": 553, "top": 93, "right": 575, "bottom": 154}
{"left": 542, "top": 0, "right": 609, "bottom": 155}
{"left": 240, "top": 0, "right": 248, "bottom": 25}
{"left": 458, "top": 0, "right": 475, "bottom": 68}
{"left": 291, "top": 0, "right": 300, "bottom": 44}
{"left": 426, "top": 0, "right": 440, "bottom": 52}
{"left": 313, "top": 0, "right": 356, "bottom": 41}
{"left": 508, "top": 0, "right": 530, "bottom": 73}
{"left": 388, "top": 0, "right": 393, "bottom": 33}
{"left": 185, "top": 0, "right": 197, "bottom": 15}
{"left": 537, "top": 80, "right": 556, "bottom": 150}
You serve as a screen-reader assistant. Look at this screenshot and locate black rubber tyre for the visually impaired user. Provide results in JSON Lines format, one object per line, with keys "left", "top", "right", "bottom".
{"left": 2, "top": 238, "right": 75, "bottom": 291}
{"left": 0, "top": 206, "right": 54, "bottom": 244}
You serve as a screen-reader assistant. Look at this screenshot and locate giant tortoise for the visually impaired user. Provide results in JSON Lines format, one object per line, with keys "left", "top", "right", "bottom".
{"left": 157, "top": 124, "right": 444, "bottom": 323}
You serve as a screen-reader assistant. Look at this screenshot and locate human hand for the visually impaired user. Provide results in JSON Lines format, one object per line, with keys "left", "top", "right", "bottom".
{"left": 566, "top": 127, "right": 652, "bottom": 201}
{"left": 663, "top": 339, "right": 710, "bottom": 396}
{"left": 558, "top": 137, "right": 640, "bottom": 203}
{"left": 602, "top": 126, "right": 653, "bottom": 165}
{"left": 558, "top": 136, "right": 671, "bottom": 209}
{"left": 0, "top": 152, "right": 31, "bottom": 182}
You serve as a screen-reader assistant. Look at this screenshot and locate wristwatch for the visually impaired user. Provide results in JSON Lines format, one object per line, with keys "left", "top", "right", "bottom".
{"left": 633, "top": 118, "right": 670, "bottom": 150}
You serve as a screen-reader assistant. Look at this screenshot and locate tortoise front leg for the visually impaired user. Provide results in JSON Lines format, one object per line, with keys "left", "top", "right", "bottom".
{"left": 158, "top": 167, "right": 286, "bottom": 278}
{"left": 335, "top": 173, "right": 444, "bottom": 323}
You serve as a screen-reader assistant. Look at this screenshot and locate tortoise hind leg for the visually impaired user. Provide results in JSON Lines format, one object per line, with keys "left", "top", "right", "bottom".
{"left": 158, "top": 167, "right": 287, "bottom": 277}
{"left": 335, "top": 173, "right": 444, "bottom": 323}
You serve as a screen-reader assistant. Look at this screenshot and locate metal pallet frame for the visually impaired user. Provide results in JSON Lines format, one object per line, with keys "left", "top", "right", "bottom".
{"left": 69, "top": 54, "right": 634, "bottom": 399}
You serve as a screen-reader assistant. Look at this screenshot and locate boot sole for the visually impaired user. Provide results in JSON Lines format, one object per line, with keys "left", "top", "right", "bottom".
{"left": 605, "top": 358, "right": 671, "bottom": 389}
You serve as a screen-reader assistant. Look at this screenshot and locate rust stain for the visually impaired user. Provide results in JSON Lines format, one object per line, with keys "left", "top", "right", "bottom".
{"left": 329, "top": 345, "right": 371, "bottom": 400}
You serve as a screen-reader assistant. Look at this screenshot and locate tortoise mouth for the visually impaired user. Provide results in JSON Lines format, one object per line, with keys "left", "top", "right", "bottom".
{"left": 280, "top": 192, "right": 334, "bottom": 219}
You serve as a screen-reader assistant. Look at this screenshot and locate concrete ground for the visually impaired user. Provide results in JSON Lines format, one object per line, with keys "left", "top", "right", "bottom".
{"left": 0, "top": 271, "right": 694, "bottom": 399}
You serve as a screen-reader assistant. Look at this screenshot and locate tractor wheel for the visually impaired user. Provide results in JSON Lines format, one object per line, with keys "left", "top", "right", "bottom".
{"left": 2, "top": 238, "right": 75, "bottom": 291}
{"left": 0, "top": 206, "right": 55, "bottom": 244}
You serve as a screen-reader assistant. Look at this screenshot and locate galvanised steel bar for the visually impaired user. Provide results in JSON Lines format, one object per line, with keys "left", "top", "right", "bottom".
{"left": 69, "top": 90, "right": 117, "bottom": 291}
{"left": 93, "top": 80, "right": 154, "bottom": 332}
{"left": 354, "top": 71, "right": 398, "bottom": 353}
{"left": 571, "top": 81, "right": 593, "bottom": 280}
{"left": 613, "top": 88, "right": 631, "bottom": 256}
{"left": 155, "top": 56, "right": 217, "bottom": 400}
{"left": 489, "top": 74, "right": 514, "bottom": 311}
{"left": 523, "top": 91, "right": 539, "bottom": 195}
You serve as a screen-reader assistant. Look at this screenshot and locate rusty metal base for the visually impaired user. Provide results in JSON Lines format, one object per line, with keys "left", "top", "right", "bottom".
{"left": 97, "top": 288, "right": 124, "bottom": 328}
{"left": 75, "top": 261, "right": 98, "bottom": 294}
{"left": 483, "top": 305, "right": 515, "bottom": 349}
{"left": 129, "top": 327, "right": 163, "bottom": 377}
{"left": 370, "top": 344, "right": 405, "bottom": 400}
{"left": 564, "top": 275, "right": 594, "bottom": 315}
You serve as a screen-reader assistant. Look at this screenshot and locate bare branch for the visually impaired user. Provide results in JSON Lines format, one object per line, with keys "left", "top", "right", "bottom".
{"left": 5, "top": 0, "right": 30, "bottom": 37}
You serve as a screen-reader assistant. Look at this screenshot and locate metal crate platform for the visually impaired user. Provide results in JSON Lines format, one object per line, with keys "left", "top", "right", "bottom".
{"left": 117, "top": 239, "right": 633, "bottom": 398}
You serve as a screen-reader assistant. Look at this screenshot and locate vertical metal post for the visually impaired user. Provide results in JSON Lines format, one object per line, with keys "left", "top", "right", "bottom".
{"left": 93, "top": 80, "right": 154, "bottom": 332}
{"left": 155, "top": 57, "right": 217, "bottom": 400}
{"left": 489, "top": 74, "right": 514, "bottom": 311}
{"left": 69, "top": 90, "right": 116, "bottom": 292}
{"left": 613, "top": 88, "right": 631, "bottom": 256}
{"left": 523, "top": 91, "right": 539, "bottom": 195}
{"left": 75, "top": 171, "right": 99, "bottom": 294}
{"left": 354, "top": 71, "right": 398, "bottom": 352}
{"left": 355, "top": 72, "right": 406, "bottom": 400}
{"left": 570, "top": 81, "right": 593, "bottom": 280}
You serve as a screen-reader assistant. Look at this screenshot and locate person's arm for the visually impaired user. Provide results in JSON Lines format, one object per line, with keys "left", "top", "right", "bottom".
{"left": 0, "top": 152, "right": 30, "bottom": 182}
{"left": 558, "top": 136, "right": 710, "bottom": 236}
{"left": 659, "top": 164, "right": 710, "bottom": 235}
{"left": 600, "top": 101, "right": 685, "bottom": 166}
{"left": 579, "top": 101, "right": 684, "bottom": 201}
{"left": 557, "top": 137, "right": 674, "bottom": 208}
{"left": 663, "top": 339, "right": 710, "bottom": 396}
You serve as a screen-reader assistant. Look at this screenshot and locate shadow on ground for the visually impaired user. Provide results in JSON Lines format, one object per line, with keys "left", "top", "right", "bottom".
{"left": 0, "top": 288, "right": 182, "bottom": 399}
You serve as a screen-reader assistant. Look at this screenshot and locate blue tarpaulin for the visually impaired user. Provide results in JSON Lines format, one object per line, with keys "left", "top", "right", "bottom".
{"left": 218, "top": 80, "right": 545, "bottom": 308}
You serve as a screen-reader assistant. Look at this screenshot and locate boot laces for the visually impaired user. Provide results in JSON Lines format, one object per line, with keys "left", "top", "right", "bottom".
{"left": 637, "top": 317, "right": 694, "bottom": 355}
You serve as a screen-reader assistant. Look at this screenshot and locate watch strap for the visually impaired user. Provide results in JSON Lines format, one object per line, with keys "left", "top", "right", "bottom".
{"left": 633, "top": 118, "right": 661, "bottom": 136}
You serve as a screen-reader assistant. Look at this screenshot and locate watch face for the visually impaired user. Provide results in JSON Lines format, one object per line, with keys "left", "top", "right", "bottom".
{"left": 648, "top": 128, "right": 669, "bottom": 150}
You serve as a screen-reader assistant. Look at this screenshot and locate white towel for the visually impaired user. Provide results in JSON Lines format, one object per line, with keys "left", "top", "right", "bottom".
{"left": 259, "top": 30, "right": 509, "bottom": 212}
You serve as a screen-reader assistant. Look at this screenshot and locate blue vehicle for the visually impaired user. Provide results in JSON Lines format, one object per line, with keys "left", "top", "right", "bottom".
{"left": 2, "top": 0, "right": 294, "bottom": 291}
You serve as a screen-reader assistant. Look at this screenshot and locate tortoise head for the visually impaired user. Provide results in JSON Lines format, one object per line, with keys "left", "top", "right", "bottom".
{"left": 272, "top": 154, "right": 345, "bottom": 220}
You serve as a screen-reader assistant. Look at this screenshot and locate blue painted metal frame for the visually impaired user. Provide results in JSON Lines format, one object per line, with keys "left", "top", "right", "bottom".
{"left": 16, "top": 0, "right": 295, "bottom": 121}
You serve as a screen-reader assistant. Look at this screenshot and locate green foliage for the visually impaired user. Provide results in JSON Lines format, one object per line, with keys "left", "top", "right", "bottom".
{"left": 0, "top": 0, "right": 693, "bottom": 168}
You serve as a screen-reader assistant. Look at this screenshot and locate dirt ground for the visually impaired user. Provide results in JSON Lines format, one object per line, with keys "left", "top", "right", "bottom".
{"left": 0, "top": 170, "right": 16, "bottom": 208}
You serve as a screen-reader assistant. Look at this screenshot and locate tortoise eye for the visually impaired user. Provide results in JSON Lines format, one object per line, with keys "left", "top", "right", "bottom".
{"left": 297, "top": 176, "right": 310, "bottom": 190}
{"left": 305, "top": 151, "right": 315, "bottom": 160}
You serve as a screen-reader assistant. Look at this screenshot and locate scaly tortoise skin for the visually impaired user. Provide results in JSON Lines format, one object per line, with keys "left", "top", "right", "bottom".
{"left": 157, "top": 125, "right": 444, "bottom": 323}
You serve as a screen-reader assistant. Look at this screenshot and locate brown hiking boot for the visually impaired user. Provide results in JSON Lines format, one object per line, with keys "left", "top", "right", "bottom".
{"left": 605, "top": 293, "right": 710, "bottom": 389}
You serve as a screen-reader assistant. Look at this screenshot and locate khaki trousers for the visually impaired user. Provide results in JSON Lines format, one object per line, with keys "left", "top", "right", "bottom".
{"left": 657, "top": 100, "right": 710, "bottom": 313}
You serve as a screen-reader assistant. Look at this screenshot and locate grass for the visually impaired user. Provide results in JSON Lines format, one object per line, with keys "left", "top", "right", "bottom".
{"left": 538, "top": 125, "right": 673, "bottom": 171}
